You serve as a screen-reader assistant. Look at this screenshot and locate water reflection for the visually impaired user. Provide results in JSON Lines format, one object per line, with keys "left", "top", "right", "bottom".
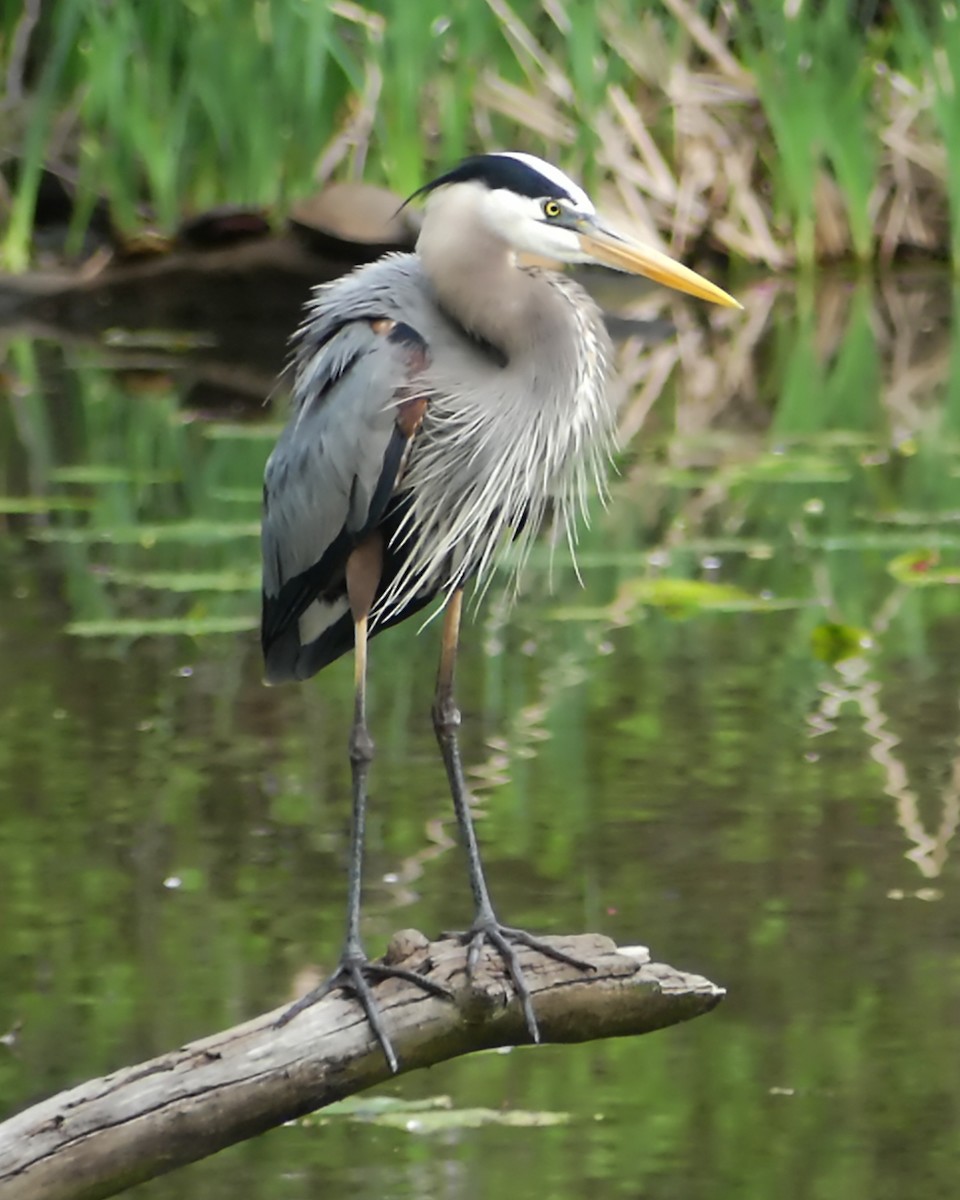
{"left": 0, "top": 271, "right": 958, "bottom": 1198}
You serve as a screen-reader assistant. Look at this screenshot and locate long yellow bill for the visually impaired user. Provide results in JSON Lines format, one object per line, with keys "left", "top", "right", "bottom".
{"left": 578, "top": 218, "right": 741, "bottom": 309}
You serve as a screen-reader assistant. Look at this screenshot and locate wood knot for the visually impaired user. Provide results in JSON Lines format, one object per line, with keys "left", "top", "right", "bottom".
{"left": 383, "top": 928, "right": 431, "bottom": 969}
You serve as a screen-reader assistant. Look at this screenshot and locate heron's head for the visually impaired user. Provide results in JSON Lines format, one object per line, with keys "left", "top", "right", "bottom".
{"left": 411, "top": 152, "right": 740, "bottom": 309}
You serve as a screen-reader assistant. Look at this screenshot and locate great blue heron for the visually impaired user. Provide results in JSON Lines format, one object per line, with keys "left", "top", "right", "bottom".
{"left": 262, "top": 152, "right": 739, "bottom": 1070}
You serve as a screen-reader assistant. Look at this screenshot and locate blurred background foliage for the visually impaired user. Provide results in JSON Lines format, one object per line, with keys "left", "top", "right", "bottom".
{"left": 0, "top": 0, "right": 958, "bottom": 269}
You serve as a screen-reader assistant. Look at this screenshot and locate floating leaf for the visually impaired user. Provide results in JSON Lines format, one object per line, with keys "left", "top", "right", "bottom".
{"left": 51, "top": 465, "right": 179, "bottom": 485}
{"left": 67, "top": 616, "right": 257, "bottom": 638}
{"left": 811, "top": 621, "right": 869, "bottom": 664}
{"left": 311, "top": 1096, "right": 454, "bottom": 1120}
{"left": 612, "top": 578, "right": 803, "bottom": 620}
{"left": 31, "top": 520, "right": 261, "bottom": 545}
{"left": 199, "top": 423, "right": 284, "bottom": 441}
{"left": 365, "top": 1107, "right": 573, "bottom": 1133}
{"left": 0, "top": 496, "right": 94, "bottom": 513}
{"left": 887, "top": 549, "right": 960, "bottom": 586}
{"left": 300, "top": 1094, "right": 572, "bottom": 1133}
{"left": 95, "top": 567, "right": 260, "bottom": 593}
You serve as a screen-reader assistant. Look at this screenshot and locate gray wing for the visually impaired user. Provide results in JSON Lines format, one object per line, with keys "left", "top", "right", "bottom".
{"left": 261, "top": 290, "right": 429, "bottom": 684}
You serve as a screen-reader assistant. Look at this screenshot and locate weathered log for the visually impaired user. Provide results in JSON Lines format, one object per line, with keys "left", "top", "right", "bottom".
{"left": 0, "top": 931, "right": 723, "bottom": 1200}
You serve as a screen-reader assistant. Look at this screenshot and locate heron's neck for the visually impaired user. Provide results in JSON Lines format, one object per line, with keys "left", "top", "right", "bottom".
{"left": 417, "top": 193, "right": 566, "bottom": 361}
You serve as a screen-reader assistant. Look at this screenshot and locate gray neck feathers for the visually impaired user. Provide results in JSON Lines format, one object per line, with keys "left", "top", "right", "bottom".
{"left": 415, "top": 185, "right": 571, "bottom": 365}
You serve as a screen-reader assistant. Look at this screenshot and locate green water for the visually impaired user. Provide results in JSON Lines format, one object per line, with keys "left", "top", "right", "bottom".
{"left": 1, "top": 273, "right": 959, "bottom": 1198}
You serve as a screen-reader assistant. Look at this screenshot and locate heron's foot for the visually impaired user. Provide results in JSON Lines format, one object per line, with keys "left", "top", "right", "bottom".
{"left": 273, "top": 951, "right": 452, "bottom": 1074}
{"left": 448, "top": 917, "right": 596, "bottom": 1044}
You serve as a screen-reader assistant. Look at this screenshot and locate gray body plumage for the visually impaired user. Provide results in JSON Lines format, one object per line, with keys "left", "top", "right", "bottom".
{"left": 261, "top": 248, "right": 615, "bottom": 684}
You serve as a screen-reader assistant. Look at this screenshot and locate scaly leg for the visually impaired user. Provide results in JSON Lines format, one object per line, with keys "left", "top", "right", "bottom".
{"left": 275, "top": 540, "right": 450, "bottom": 1072}
{"left": 432, "top": 589, "right": 593, "bottom": 1042}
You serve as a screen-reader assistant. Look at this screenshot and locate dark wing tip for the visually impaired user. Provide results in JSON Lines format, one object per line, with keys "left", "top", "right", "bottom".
{"left": 261, "top": 598, "right": 300, "bottom": 685}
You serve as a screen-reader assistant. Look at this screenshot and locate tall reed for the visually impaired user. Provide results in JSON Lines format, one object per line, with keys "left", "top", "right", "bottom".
{"left": 0, "top": 0, "right": 954, "bottom": 271}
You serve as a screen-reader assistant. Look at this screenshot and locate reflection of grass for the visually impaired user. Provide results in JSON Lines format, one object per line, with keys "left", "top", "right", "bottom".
{"left": 3, "top": 277, "right": 960, "bottom": 653}
{"left": 4, "top": 282, "right": 960, "bottom": 865}
{"left": 68, "top": 616, "right": 258, "bottom": 637}
{"left": 31, "top": 521, "right": 261, "bottom": 545}
{"left": 552, "top": 578, "right": 805, "bottom": 623}
{"left": 0, "top": 495, "right": 93, "bottom": 513}
{"left": 2, "top": 287, "right": 960, "bottom": 1200}
{"left": 7, "top": 281, "right": 960, "bottom": 951}
{"left": 89, "top": 566, "right": 261, "bottom": 593}
{"left": 1, "top": 338, "right": 269, "bottom": 643}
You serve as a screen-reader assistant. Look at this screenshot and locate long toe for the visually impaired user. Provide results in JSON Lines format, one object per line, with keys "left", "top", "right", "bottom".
{"left": 343, "top": 961, "right": 401, "bottom": 1074}
{"left": 365, "top": 962, "right": 453, "bottom": 1000}
{"left": 452, "top": 919, "right": 594, "bottom": 1045}
{"left": 484, "top": 924, "right": 541, "bottom": 1043}
{"left": 273, "top": 973, "right": 341, "bottom": 1028}
{"left": 273, "top": 953, "right": 452, "bottom": 1073}
{"left": 497, "top": 926, "right": 596, "bottom": 973}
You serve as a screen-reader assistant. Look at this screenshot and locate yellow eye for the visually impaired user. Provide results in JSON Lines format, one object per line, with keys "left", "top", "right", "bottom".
{"left": 542, "top": 199, "right": 562, "bottom": 219}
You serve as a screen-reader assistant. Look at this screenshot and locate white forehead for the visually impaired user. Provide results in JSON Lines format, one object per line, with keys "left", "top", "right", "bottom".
{"left": 490, "top": 152, "right": 595, "bottom": 213}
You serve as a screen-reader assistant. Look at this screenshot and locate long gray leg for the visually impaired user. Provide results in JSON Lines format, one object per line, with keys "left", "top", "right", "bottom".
{"left": 432, "top": 589, "right": 593, "bottom": 1043}
{"left": 275, "top": 540, "right": 449, "bottom": 1072}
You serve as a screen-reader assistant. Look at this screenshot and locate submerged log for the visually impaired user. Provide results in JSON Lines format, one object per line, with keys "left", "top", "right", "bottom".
{"left": 0, "top": 931, "right": 723, "bottom": 1200}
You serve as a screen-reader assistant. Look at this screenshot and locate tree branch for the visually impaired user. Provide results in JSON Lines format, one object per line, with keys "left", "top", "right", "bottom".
{"left": 0, "top": 931, "right": 723, "bottom": 1200}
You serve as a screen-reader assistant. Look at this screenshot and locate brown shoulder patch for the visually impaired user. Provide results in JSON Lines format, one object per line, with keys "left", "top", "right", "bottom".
{"left": 396, "top": 394, "right": 428, "bottom": 438}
